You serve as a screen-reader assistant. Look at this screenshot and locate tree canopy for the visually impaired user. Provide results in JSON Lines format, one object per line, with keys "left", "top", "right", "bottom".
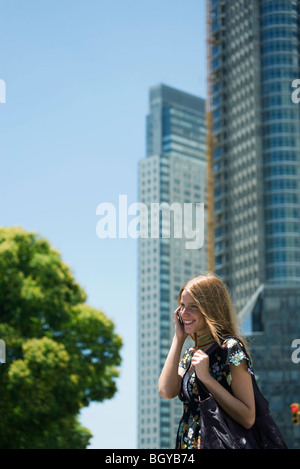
{"left": 0, "top": 227, "right": 123, "bottom": 448}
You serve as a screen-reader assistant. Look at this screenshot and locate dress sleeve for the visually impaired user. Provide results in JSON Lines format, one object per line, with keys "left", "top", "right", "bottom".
{"left": 178, "top": 348, "right": 193, "bottom": 371}
{"left": 223, "top": 338, "right": 253, "bottom": 375}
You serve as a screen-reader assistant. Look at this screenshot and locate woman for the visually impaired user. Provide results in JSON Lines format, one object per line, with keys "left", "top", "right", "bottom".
{"left": 158, "top": 273, "right": 255, "bottom": 449}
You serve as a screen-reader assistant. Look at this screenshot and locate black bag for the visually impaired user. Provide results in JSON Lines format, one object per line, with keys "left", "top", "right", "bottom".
{"left": 196, "top": 338, "right": 288, "bottom": 449}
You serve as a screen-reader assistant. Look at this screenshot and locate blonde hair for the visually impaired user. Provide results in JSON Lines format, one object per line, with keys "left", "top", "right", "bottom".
{"left": 177, "top": 273, "right": 247, "bottom": 350}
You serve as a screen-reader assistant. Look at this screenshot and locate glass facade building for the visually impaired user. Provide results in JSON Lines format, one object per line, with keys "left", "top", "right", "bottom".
{"left": 209, "top": 0, "right": 300, "bottom": 447}
{"left": 210, "top": 0, "right": 300, "bottom": 311}
{"left": 137, "top": 84, "right": 207, "bottom": 449}
{"left": 261, "top": 0, "right": 300, "bottom": 284}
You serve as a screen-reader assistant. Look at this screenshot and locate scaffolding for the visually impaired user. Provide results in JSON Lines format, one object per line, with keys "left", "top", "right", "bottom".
{"left": 206, "top": 0, "right": 215, "bottom": 272}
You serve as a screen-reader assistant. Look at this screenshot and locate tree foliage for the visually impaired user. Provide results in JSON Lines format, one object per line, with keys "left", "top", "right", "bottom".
{"left": 0, "top": 227, "right": 123, "bottom": 448}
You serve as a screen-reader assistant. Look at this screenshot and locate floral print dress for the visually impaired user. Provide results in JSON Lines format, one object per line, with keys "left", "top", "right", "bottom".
{"left": 176, "top": 337, "right": 253, "bottom": 449}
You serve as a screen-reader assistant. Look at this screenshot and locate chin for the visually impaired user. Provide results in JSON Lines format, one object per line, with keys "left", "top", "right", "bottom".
{"left": 184, "top": 327, "right": 197, "bottom": 335}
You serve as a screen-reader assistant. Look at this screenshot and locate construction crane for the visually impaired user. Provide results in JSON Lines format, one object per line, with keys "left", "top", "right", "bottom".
{"left": 206, "top": 0, "right": 215, "bottom": 273}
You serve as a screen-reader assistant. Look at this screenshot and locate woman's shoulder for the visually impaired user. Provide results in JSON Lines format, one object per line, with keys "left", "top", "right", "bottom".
{"left": 178, "top": 347, "right": 194, "bottom": 370}
{"left": 219, "top": 336, "right": 254, "bottom": 373}
{"left": 221, "top": 336, "right": 245, "bottom": 350}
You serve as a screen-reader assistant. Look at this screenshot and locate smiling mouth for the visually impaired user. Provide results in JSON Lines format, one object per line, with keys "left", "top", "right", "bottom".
{"left": 183, "top": 320, "right": 195, "bottom": 325}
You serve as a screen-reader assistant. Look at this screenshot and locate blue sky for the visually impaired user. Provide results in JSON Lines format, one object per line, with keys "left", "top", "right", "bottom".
{"left": 0, "top": 0, "right": 206, "bottom": 448}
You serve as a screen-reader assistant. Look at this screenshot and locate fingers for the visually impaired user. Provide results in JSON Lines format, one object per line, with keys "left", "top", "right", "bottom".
{"left": 192, "top": 349, "right": 207, "bottom": 358}
{"left": 191, "top": 350, "right": 210, "bottom": 380}
{"left": 191, "top": 349, "right": 208, "bottom": 365}
{"left": 174, "top": 306, "right": 183, "bottom": 324}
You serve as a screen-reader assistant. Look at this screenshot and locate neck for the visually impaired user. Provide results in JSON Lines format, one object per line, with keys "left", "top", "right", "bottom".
{"left": 196, "top": 332, "right": 215, "bottom": 350}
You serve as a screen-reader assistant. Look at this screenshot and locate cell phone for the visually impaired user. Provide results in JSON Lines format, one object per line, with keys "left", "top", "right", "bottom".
{"left": 177, "top": 308, "right": 183, "bottom": 325}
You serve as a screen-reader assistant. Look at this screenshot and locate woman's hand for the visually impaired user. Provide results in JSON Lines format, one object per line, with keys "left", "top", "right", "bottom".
{"left": 191, "top": 349, "right": 211, "bottom": 383}
{"left": 174, "top": 306, "right": 188, "bottom": 341}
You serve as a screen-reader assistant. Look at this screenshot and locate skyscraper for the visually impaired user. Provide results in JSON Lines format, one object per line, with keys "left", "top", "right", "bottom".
{"left": 208, "top": 0, "right": 300, "bottom": 447}
{"left": 137, "top": 84, "right": 207, "bottom": 449}
{"left": 209, "top": 0, "right": 300, "bottom": 312}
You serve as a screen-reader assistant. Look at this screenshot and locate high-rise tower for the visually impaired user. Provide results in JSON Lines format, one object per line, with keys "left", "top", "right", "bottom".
{"left": 207, "top": 0, "right": 300, "bottom": 447}
{"left": 208, "top": 0, "right": 300, "bottom": 312}
{"left": 137, "top": 84, "right": 206, "bottom": 449}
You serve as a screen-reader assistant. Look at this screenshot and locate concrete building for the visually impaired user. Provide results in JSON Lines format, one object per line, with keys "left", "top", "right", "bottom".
{"left": 137, "top": 84, "right": 207, "bottom": 448}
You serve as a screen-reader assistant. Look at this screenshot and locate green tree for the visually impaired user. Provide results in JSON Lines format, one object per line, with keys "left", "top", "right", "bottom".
{"left": 0, "top": 227, "right": 122, "bottom": 448}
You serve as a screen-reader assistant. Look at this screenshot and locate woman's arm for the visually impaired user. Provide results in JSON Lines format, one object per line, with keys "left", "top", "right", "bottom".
{"left": 158, "top": 307, "right": 188, "bottom": 399}
{"left": 158, "top": 335, "right": 185, "bottom": 399}
{"left": 191, "top": 349, "right": 255, "bottom": 429}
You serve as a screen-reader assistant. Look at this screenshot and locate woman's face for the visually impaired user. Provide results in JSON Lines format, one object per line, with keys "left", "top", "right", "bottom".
{"left": 179, "top": 290, "right": 208, "bottom": 336}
